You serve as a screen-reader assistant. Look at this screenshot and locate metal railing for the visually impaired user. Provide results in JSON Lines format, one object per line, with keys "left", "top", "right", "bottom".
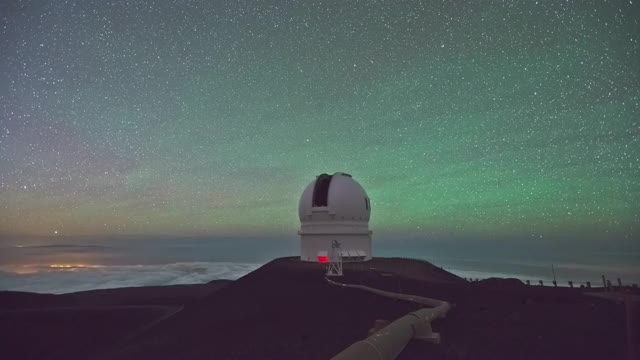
{"left": 462, "top": 275, "right": 639, "bottom": 290}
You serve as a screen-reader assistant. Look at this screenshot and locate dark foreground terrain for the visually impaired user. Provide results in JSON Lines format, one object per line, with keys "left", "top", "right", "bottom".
{"left": 1, "top": 257, "right": 637, "bottom": 360}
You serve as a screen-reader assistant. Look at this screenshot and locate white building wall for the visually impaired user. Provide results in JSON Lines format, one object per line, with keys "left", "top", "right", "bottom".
{"left": 298, "top": 173, "right": 373, "bottom": 262}
{"left": 299, "top": 233, "right": 372, "bottom": 262}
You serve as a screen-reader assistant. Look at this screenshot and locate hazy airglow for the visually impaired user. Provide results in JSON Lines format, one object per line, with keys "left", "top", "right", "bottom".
{"left": 0, "top": 1, "right": 637, "bottom": 241}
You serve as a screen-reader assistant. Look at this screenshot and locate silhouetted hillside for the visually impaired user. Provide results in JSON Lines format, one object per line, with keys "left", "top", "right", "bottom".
{"left": 1, "top": 257, "right": 636, "bottom": 360}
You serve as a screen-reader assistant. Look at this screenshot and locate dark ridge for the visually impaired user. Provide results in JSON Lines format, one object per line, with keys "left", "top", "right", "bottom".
{"left": 1, "top": 257, "right": 636, "bottom": 360}
{"left": 0, "top": 281, "right": 231, "bottom": 360}
{"left": 0, "top": 280, "right": 230, "bottom": 309}
{"left": 1, "top": 305, "right": 170, "bottom": 360}
{"left": 107, "top": 257, "right": 632, "bottom": 360}
{"left": 60, "top": 280, "right": 231, "bottom": 307}
{"left": 107, "top": 258, "right": 425, "bottom": 360}
{"left": 477, "top": 277, "right": 525, "bottom": 288}
{"left": 0, "top": 291, "right": 61, "bottom": 309}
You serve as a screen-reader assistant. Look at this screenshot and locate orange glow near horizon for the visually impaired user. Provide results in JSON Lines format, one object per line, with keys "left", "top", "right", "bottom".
{"left": 49, "top": 264, "right": 88, "bottom": 269}
{"left": 0, "top": 263, "right": 102, "bottom": 274}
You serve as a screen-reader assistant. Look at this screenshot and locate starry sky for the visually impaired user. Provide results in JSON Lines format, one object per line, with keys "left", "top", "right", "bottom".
{"left": 1, "top": 0, "right": 638, "bottom": 243}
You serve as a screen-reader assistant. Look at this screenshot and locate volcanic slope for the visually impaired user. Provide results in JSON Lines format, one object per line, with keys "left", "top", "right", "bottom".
{"left": 107, "top": 258, "right": 433, "bottom": 360}
{"left": 108, "top": 257, "right": 633, "bottom": 360}
{"left": 0, "top": 280, "right": 229, "bottom": 360}
{"left": 2, "top": 258, "right": 635, "bottom": 360}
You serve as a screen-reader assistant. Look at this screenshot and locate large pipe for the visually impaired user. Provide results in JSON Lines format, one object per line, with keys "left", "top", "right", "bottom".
{"left": 326, "top": 278, "right": 450, "bottom": 360}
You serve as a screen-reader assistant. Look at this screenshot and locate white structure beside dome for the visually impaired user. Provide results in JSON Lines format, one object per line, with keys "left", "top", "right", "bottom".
{"left": 298, "top": 172, "right": 372, "bottom": 262}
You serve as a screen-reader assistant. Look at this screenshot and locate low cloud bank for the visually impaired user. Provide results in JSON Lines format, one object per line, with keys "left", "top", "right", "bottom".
{"left": 0, "top": 262, "right": 261, "bottom": 294}
{"left": 445, "top": 262, "right": 640, "bottom": 286}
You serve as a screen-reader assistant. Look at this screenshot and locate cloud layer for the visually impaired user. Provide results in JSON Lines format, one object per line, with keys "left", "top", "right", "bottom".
{"left": 0, "top": 262, "right": 261, "bottom": 294}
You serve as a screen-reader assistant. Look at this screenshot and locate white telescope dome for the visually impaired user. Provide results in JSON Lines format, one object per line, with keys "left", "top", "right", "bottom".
{"left": 298, "top": 172, "right": 371, "bottom": 222}
{"left": 298, "top": 172, "right": 372, "bottom": 262}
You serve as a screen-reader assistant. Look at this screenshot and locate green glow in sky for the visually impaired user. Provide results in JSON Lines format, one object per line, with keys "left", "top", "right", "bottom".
{"left": 0, "top": 1, "right": 638, "bottom": 241}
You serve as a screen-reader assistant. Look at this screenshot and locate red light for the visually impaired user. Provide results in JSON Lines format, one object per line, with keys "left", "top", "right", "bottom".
{"left": 318, "top": 255, "right": 328, "bottom": 262}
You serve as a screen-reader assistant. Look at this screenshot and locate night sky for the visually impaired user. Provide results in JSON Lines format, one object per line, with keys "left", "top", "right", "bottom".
{"left": 1, "top": 1, "right": 638, "bottom": 242}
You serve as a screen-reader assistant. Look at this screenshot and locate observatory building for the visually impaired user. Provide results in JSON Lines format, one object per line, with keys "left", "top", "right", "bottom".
{"left": 298, "top": 172, "right": 372, "bottom": 262}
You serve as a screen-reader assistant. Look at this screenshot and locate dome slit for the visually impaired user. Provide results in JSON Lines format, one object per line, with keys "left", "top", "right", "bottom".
{"left": 312, "top": 173, "right": 333, "bottom": 207}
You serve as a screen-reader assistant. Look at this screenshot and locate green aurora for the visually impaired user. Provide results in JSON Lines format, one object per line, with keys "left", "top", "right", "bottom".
{"left": 0, "top": 1, "right": 638, "bottom": 241}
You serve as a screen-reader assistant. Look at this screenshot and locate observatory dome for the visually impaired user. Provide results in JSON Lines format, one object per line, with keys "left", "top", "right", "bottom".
{"left": 298, "top": 172, "right": 371, "bottom": 222}
{"left": 298, "top": 172, "right": 372, "bottom": 262}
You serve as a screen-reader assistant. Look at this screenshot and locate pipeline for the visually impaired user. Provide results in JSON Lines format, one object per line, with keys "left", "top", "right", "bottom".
{"left": 326, "top": 278, "right": 450, "bottom": 360}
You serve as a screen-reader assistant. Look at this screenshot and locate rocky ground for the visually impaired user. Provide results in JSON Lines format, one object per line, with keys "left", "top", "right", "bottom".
{"left": 1, "top": 257, "right": 637, "bottom": 360}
